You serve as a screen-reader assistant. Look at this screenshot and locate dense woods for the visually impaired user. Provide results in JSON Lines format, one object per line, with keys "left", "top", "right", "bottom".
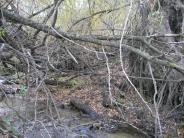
{"left": 0, "top": 0, "right": 184, "bottom": 138}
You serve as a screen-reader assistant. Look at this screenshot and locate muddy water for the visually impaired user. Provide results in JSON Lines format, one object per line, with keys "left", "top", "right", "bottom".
{"left": 0, "top": 95, "right": 26, "bottom": 116}
{"left": 108, "top": 132, "right": 144, "bottom": 138}
{"left": 0, "top": 96, "right": 145, "bottom": 138}
{"left": 58, "top": 108, "right": 145, "bottom": 138}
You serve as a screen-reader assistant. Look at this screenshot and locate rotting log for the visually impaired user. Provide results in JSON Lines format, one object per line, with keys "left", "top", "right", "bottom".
{"left": 69, "top": 98, "right": 152, "bottom": 137}
{"left": 44, "top": 79, "right": 67, "bottom": 86}
{"left": 70, "top": 97, "right": 102, "bottom": 120}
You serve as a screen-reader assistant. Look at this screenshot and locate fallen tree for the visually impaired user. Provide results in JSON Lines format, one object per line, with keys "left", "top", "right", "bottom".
{"left": 0, "top": 1, "right": 184, "bottom": 137}
{"left": 70, "top": 97, "right": 102, "bottom": 120}
{"left": 70, "top": 97, "right": 152, "bottom": 137}
{"left": 1, "top": 8, "right": 184, "bottom": 74}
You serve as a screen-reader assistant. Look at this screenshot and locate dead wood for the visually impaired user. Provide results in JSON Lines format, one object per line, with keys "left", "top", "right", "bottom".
{"left": 1, "top": 8, "right": 184, "bottom": 74}
{"left": 70, "top": 97, "right": 102, "bottom": 120}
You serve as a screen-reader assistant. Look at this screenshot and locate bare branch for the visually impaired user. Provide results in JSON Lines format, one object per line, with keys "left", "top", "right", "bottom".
{"left": 1, "top": 8, "right": 184, "bottom": 74}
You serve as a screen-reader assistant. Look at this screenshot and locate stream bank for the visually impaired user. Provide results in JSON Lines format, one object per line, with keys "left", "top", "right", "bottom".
{"left": 0, "top": 94, "right": 147, "bottom": 138}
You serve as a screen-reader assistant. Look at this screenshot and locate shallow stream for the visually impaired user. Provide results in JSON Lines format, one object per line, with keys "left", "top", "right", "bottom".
{"left": 0, "top": 95, "right": 146, "bottom": 138}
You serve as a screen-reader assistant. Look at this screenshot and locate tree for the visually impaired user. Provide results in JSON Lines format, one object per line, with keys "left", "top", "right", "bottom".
{"left": 0, "top": 0, "right": 184, "bottom": 137}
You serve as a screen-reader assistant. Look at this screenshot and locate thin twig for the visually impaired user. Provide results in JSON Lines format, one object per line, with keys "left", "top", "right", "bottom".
{"left": 148, "top": 62, "right": 162, "bottom": 137}
{"left": 102, "top": 47, "right": 113, "bottom": 104}
{"left": 119, "top": 0, "right": 153, "bottom": 114}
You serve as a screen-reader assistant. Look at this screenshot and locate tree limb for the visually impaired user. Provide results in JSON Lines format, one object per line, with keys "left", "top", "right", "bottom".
{"left": 1, "top": 8, "right": 184, "bottom": 74}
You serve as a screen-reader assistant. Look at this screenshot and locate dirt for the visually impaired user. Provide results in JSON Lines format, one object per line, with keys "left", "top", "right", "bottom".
{"left": 0, "top": 75, "right": 181, "bottom": 137}
{"left": 48, "top": 75, "right": 179, "bottom": 137}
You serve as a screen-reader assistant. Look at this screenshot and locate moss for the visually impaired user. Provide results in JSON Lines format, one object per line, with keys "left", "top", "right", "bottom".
{"left": 58, "top": 77, "right": 85, "bottom": 89}
{"left": 0, "top": 67, "right": 10, "bottom": 75}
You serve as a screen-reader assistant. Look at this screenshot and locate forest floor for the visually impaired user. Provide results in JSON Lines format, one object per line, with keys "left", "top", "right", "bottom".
{"left": 44, "top": 75, "right": 182, "bottom": 138}
{"left": 0, "top": 73, "right": 183, "bottom": 137}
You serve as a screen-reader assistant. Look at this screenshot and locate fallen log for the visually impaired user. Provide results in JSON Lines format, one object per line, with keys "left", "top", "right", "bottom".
{"left": 1, "top": 8, "right": 184, "bottom": 75}
{"left": 44, "top": 75, "right": 78, "bottom": 86}
{"left": 69, "top": 98, "right": 153, "bottom": 138}
{"left": 70, "top": 97, "right": 102, "bottom": 120}
{"left": 44, "top": 79, "right": 66, "bottom": 85}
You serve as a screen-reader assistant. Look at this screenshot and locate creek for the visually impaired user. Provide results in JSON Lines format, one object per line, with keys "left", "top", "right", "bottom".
{"left": 0, "top": 95, "right": 146, "bottom": 138}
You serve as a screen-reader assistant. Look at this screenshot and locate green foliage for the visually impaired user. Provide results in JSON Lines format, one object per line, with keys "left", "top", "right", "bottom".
{"left": 19, "top": 85, "right": 28, "bottom": 95}
{"left": 3, "top": 115, "right": 18, "bottom": 135}
{"left": 58, "top": 77, "right": 85, "bottom": 88}
{"left": 68, "top": 78, "right": 85, "bottom": 88}
{"left": 0, "top": 27, "right": 6, "bottom": 38}
{"left": 20, "top": 0, "right": 126, "bottom": 32}
{"left": 0, "top": 67, "right": 8, "bottom": 75}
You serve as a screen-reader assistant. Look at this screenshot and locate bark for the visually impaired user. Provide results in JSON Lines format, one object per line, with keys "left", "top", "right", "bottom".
{"left": 70, "top": 98, "right": 102, "bottom": 120}
{"left": 29, "top": 4, "right": 54, "bottom": 18}
{"left": 1, "top": 8, "right": 184, "bottom": 75}
{"left": 33, "top": 0, "right": 63, "bottom": 38}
